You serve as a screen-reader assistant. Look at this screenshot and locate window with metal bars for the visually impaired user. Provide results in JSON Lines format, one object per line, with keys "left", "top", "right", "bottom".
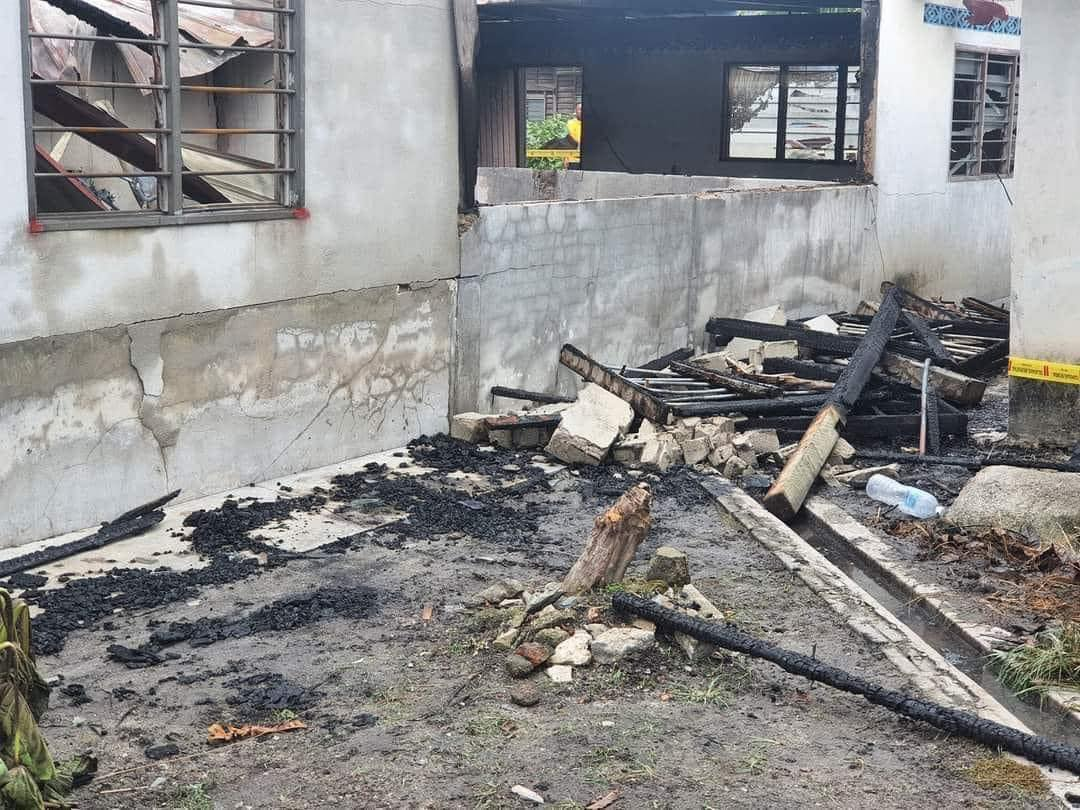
{"left": 21, "top": 0, "right": 303, "bottom": 231}
{"left": 724, "top": 63, "right": 860, "bottom": 163}
{"left": 950, "top": 49, "right": 1019, "bottom": 179}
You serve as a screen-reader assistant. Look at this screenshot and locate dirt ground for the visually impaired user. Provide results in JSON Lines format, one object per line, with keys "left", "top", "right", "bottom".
{"left": 19, "top": 437, "right": 1058, "bottom": 809}
{"left": 822, "top": 375, "right": 1080, "bottom": 638}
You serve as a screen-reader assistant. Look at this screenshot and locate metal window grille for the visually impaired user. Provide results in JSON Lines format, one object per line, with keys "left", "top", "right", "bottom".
{"left": 21, "top": 0, "right": 304, "bottom": 232}
{"left": 949, "top": 49, "right": 1019, "bottom": 180}
{"left": 724, "top": 63, "right": 859, "bottom": 164}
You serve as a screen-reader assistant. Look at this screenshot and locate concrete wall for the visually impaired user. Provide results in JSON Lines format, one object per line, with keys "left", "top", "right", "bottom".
{"left": 1009, "top": 0, "right": 1080, "bottom": 443}
{"left": 0, "top": 0, "right": 460, "bottom": 546}
{"left": 476, "top": 167, "right": 825, "bottom": 204}
{"left": 872, "top": 0, "right": 1021, "bottom": 301}
{"left": 453, "top": 184, "right": 879, "bottom": 413}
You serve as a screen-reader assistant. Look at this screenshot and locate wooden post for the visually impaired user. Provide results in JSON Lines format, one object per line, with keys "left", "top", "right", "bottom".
{"left": 452, "top": 0, "right": 480, "bottom": 211}
{"left": 763, "top": 288, "right": 903, "bottom": 521}
{"left": 562, "top": 484, "right": 652, "bottom": 595}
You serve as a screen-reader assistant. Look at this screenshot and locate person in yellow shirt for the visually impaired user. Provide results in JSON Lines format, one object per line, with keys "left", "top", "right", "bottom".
{"left": 567, "top": 103, "right": 582, "bottom": 146}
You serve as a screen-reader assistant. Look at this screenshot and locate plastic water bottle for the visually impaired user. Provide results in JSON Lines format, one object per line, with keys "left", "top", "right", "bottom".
{"left": 865, "top": 474, "right": 940, "bottom": 519}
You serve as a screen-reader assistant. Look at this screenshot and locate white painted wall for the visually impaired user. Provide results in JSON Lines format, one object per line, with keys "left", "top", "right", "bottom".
{"left": 0, "top": 0, "right": 460, "bottom": 344}
{"left": 1011, "top": 0, "right": 1079, "bottom": 362}
{"left": 873, "top": 0, "right": 1021, "bottom": 300}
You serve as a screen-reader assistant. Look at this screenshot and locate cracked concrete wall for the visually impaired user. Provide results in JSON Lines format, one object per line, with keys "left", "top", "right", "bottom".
{"left": 453, "top": 185, "right": 875, "bottom": 413}
{"left": 0, "top": 0, "right": 459, "bottom": 343}
{"left": 475, "top": 168, "right": 826, "bottom": 205}
{"left": 0, "top": 284, "right": 453, "bottom": 548}
{"left": 870, "top": 0, "right": 1020, "bottom": 302}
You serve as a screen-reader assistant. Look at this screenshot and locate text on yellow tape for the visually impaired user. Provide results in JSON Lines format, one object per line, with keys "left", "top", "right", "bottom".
{"left": 1008, "top": 357, "right": 1080, "bottom": 385}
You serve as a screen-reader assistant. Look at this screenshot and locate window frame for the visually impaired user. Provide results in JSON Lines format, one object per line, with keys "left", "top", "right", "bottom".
{"left": 19, "top": 0, "right": 305, "bottom": 233}
{"left": 721, "top": 62, "right": 859, "bottom": 165}
{"left": 948, "top": 47, "right": 1019, "bottom": 182}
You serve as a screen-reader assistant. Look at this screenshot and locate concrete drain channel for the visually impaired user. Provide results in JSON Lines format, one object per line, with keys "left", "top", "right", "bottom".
{"left": 793, "top": 517, "right": 1080, "bottom": 748}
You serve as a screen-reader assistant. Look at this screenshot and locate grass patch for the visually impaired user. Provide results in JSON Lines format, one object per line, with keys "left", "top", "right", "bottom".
{"left": 583, "top": 746, "right": 657, "bottom": 786}
{"left": 464, "top": 712, "right": 516, "bottom": 738}
{"left": 990, "top": 623, "right": 1080, "bottom": 695}
{"left": 466, "top": 607, "right": 508, "bottom": 634}
{"left": 172, "top": 783, "right": 213, "bottom": 810}
{"left": 960, "top": 756, "right": 1048, "bottom": 794}
{"left": 448, "top": 636, "right": 490, "bottom": 656}
{"left": 603, "top": 579, "right": 668, "bottom": 597}
{"left": 736, "top": 738, "right": 781, "bottom": 776}
{"left": 270, "top": 708, "right": 298, "bottom": 724}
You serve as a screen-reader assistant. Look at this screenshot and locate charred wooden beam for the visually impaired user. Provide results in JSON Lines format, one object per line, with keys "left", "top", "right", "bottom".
{"left": 670, "top": 361, "right": 784, "bottom": 399}
{"left": 901, "top": 312, "right": 955, "bottom": 368}
{"left": 483, "top": 413, "right": 562, "bottom": 431}
{"left": 762, "top": 358, "right": 844, "bottom": 382}
{"left": 0, "top": 490, "right": 181, "bottom": 581}
{"left": 639, "top": 348, "right": 694, "bottom": 371}
{"left": 559, "top": 344, "right": 670, "bottom": 424}
{"left": 880, "top": 353, "right": 986, "bottom": 406}
{"left": 880, "top": 281, "right": 958, "bottom": 321}
{"left": 961, "top": 297, "right": 1010, "bottom": 322}
{"left": 490, "top": 386, "right": 574, "bottom": 405}
{"left": 32, "top": 85, "right": 229, "bottom": 205}
{"left": 955, "top": 340, "right": 1009, "bottom": 375}
{"left": 706, "top": 317, "right": 930, "bottom": 362}
{"left": 753, "top": 410, "right": 968, "bottom": 442}
{"left": 764, "top": 288, "right": 903, "bottom": 521}
{"left": 856, "top": 450, "right": 1080, "bottom": 473}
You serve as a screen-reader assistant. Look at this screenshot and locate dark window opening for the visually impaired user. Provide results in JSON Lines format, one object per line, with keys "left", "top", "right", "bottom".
{"left": 725, "top": 63, "right": 859, "bottom": 163}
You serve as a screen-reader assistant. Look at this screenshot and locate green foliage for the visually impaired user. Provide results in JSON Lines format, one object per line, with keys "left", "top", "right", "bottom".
{"left": 526, "top": 115, "right": 572, "bottom": 169}
{"left": 991, "top": 623, "right": 1080, "bottom": 695}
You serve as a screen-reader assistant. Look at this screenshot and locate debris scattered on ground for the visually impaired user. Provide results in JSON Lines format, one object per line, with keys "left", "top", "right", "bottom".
{"left": 207, "top": 719, "right": 306, "bottom": 744}
{"left": 511, "top": 784, "right": 545, "bottom": 804}
{"left": 960, "top": 755, "right": 1049, "bottom": 794}
{"left": 562, "top": 484, "right": 652, "bottom": 594}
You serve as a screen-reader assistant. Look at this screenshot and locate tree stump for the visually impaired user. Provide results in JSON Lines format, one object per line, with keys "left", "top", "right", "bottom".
{"left": 562, "top": 483, "right": 653, "bottom": 595}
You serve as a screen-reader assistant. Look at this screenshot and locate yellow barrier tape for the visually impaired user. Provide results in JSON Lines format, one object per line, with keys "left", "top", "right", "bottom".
{"left": 1008, "top": 356, "right": 1080, "bottom": 385}
{"left": 526, "top": 149, "right": 581, "bottom": 159}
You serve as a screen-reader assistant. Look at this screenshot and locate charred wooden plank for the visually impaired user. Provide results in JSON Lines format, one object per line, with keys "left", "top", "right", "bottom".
{"left": 559, "top": 344, "right": 670, "bottom": 424}
{"left": 902, "top": 312, "right": 955, "bottom": 368}
{"left": 490, "top": 386, "right": 574, "bottom": 405}
{"left": 880, "top": 353, "right": 986, "bottom": 406}
{"left": 639, "top": 348, "right": 694, "bottom": 371}
{"left": 108, "top": 489, "right": 181, "bottom": 526}
{"left": 961, "top": 297, "right": 1010, "bottom": 322}
{"left": 670, "top": 361, "right": 784, "bottom": 398}
{"left": 483, "top": 413, "right": 562, "bottom": 430}
{"left": 754, "top": 410, "right": 968, "bottom": 441}
{"left": 857, "top": 450, "right": 1080, "bottom": 473}
{"left": 706, "top": 317, "right": 931, "bottom": 362}
{"left": 880, "top": 281, "right": 958, "bottom": 321}
{"left": 956, "top": 340, "right": 1009, "bottom": 375}
{"left": 764, "top": 288, "right": 904, "bottom": 521}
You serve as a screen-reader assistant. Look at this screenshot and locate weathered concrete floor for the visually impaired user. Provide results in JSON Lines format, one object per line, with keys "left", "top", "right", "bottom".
{"left": 12, "top": 443, "right": 1063, "bottom": 809}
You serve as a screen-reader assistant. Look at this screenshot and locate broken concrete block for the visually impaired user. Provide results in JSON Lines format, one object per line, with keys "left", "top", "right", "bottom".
{"left": 639, "top": 420, "right": 660, "bottom": 437}
{"left": 748, "top": 340, "right": 799, "bottom": 367}
{"left": 641, "top": 435, "right": 683, "bottom": 471}
{"left": 550, "top": 631, "right": 592, "bottom": 666}
{"left": 646, "top": 547, "right": 691, "bottom": 588}
{"left": 742, "top": 429, "right": 780, "bottom": 455}
{"left": 805, "top": 314, "right": 840, "bottom": 334}
{"left": 676, "top": 417, "right": 702, "bottom": 431}
{"left": 723, "top": 456, "right": 749, "bottom": 480}
{"left": 687, "top": 351, "right": 731, "bottom": 372}
{"left": 591, "top": 628, "right": 657, "bottom": 664}
{"left": 679, "top": 435, "right": 711, "bottom": 466}
{"left": 613, "top": 434, "right": 649, "bottom": 465}
{"left": 680, "top": 584, "right": 723, "bottom": 619}
{"left": 545, "top": 384, "right": 633, "bottom": 465}
{"left": 450, "top": 413, "right": 492, "bottom": 444}
{"left": 674, "top": 632, "right": 717, "bottom": 662}
{"left": 834, "top": 464, "right": 900, "bottom": 487}
{"left": 827, "top": 437, "right": 856, "bottom": 465}
{"left": 708, "top": 442, "right": 734, "bottom": 467}
{"left": 546, "top": 664, "right": 573, "bottom": 683}
{"left": 493, "top": 628, "right": 520, "bottom": 651}
{"left": 505, "top": 654, "right": 536, "bottom": 679}
{"left": 948, "top": 467, "right": 1080, "bottom": 547}
{"left": 722, "top": 305, "right": 788, "bottom": 360}
{"left": 534, "top": 628, "right": 570, "bottom": 648}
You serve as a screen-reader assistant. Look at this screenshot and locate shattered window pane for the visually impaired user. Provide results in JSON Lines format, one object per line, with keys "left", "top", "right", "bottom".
{"left": 726, "top": 63, "right": 858, "bottom": 163}
{"left": 23, "top": 0, "right": 302, "bottom": 227}
{"left": 950, "top": 49, "right": 1019, "bottom": 179}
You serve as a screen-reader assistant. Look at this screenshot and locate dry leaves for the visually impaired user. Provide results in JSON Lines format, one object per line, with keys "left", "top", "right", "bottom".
{"left": 587, "top": 790, "right": 620, "bottom": 810}
{"left": 207, "top": 719, "right": 306, "bottom": 744}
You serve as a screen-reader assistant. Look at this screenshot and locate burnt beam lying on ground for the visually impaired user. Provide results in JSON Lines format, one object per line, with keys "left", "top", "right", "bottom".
{"left": 902, "top": 312, "right": 955, "bottom": 369}
{"left": 0, "top": 490, "right": 181, "bottom": 579}
{"left": 489, "top": 386, "right": 575, "bottom": 405}
{"left": 744, "top": 406, "right": 967, "bottom": 443}
{"left": 669, "top": 361, "right": 784, "bottom": 399}
{"left": 613, "top": 592, "right": 1080, "bottom": 776}
{"left": 706, "top": 316, "right": 931, "bottom": 363}
{"left": 856, "top": 450, "right": 1080, "bottom": 473}
{"left": 559, "top": 344, "right": 671, "bottom": 424}
{"left": 764, "top": 287, "right": 903, "bottom": 522}
{"left": 639, "top": 348, "right": 695, "bottom": 371}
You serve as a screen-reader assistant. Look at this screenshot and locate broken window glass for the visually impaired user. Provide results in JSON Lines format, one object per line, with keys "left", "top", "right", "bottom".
{"left": 22, "top": 0, "right": 303, "bottom": 229}
{"left": 950, "top": 49, "right": 1019, "bottom": 179}
{"left": 726, "top": 63, "right": 858, "bottom": 163}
